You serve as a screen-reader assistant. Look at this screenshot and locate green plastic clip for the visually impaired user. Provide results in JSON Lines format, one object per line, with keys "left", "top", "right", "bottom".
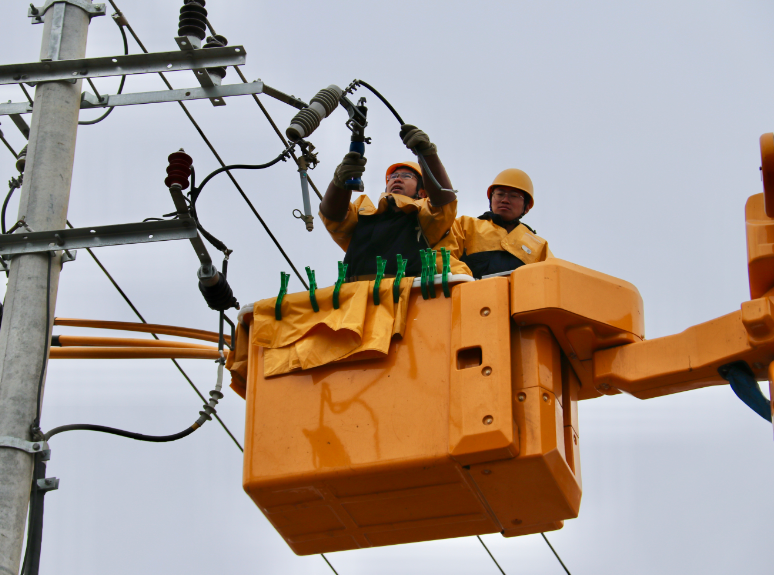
{"left": 419, "top": 249, "right": 429, "bottom": 300}
{"left": 275, "top": 272, "right": 290, "bottom": 320}
{"left": 428, "top": 249, "right": 437, "bottom": 299}
{"left": 393, "top": 254, "right": 407, "bottom": 303}
{"left": 373, "top": 256, "right": 387, "bottom": 305}
{"left": 333, "top": 261, "right": 347, "bottom": 309}
{"left": 305, "top": 266, "right": 319, "bottom": 312}
{"left": 441, "top": 247, "right": 451, "bottom": 298}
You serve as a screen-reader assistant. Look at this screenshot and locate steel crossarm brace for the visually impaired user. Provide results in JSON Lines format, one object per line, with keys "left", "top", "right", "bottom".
{"left": 0, "top": 81, "right": 307, "bottom": 116}
{"left": 80, "top": 81, "right": 266, "bottom": 109}
{"left": 0, "top": 46, "right": 246, "bottom": 86}
{"left": 0, "top": 219, "right": 198, "bottom": 256}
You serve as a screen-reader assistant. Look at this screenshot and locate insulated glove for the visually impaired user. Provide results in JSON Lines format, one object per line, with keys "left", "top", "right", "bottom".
{"left": 400, "top": 124, "right": 437, "bottom": 156}
{"left": 332, "top": 151, "right": 367, "bottom": 189}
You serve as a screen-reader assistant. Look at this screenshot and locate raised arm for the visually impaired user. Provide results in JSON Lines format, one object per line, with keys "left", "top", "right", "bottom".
{"left": 400, "top": 125, "right": 457, "bottom": 206}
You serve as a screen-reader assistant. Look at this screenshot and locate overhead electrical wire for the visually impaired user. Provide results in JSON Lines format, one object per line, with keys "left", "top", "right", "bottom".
{"left": 64, "top": 221, "right": 244, "bottom": 452}
{"left": 206, "top": 19, "right": 324, "bottom": 202}
{"left": 107, "top": 0, "right": 308, "bottom": 289}
{"left": 541, "top": 533, "right": 572, "bottom": 574}
{"left": 477, "top": 535, "right": 507, "bottom": 575}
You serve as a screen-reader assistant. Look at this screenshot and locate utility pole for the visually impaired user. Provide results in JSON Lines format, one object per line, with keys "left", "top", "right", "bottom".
{"left": 0, "top": 2, "right": 91, "bottom": 572}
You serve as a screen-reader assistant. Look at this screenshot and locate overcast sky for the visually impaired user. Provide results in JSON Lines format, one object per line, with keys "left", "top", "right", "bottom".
{"left": 1, "top": 1, "right": 773, "bottom": 573}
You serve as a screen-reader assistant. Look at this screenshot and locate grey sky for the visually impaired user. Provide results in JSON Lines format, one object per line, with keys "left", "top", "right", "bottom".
{"left": 0, "top": 0, "right": 772, "bottom": 573}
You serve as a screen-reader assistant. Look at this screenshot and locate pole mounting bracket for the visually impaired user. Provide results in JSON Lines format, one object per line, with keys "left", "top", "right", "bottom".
{"left": 29, "top": 0, "right": 106, "bottom": 24}
{"left": 0, "top": 436, "right": 51, "bottom": 459}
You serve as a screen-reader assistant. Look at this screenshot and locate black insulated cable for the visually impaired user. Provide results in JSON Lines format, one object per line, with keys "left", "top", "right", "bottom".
{"left": 2, "top": 176, "right": 23, "bottom": 234}
{"left": 348, "top": 80, "right": 446, "bottom": 193}
{"left": 44, "top": 423, "right": 196, "bottom": 442}
{"left": 78, "top": 19, "right": 129, "bottom": 126}
{"left": 191, "top": 149, "right": 292, "bottom": 200}
{"left": 20, "top": 452, "right": 50, "bottom": 575}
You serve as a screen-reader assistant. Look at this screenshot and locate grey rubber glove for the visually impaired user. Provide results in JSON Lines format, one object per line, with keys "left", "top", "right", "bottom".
{"left": 332, "top": 151, "right": 367, "bottom": 189}
{"left": 400, "top": 124, "right": 437, "bottom": 156}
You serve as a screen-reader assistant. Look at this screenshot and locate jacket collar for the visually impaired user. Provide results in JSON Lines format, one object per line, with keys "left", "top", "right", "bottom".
{"left": 479, "top": 211, "right": 520, "bottom": 230}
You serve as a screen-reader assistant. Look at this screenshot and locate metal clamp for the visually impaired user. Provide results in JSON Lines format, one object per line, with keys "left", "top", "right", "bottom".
{"left": 36, "top": 477, "right": 60, "bottom": 492}
{"left": 29, "top": 0, "right": 106, "bottom": 24}
{"left": 0, "top": 436, "right": 50, "bottom": 455}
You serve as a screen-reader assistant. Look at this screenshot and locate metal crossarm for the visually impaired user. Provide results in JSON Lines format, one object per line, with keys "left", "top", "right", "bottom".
{"left": 0, "top": 46, "right": 246, "bottom": 85}
{"left": 0, "top": 219, "right": 198, "bottom": 256}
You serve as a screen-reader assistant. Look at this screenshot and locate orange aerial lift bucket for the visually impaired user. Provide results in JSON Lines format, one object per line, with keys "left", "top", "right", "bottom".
{"left": 237, "top": 260, "right": 644, "bottom": 555}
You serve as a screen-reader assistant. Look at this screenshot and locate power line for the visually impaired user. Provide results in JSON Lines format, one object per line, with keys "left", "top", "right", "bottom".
{"left": 541, "top": 533, "right": 571, "bottom": 575}
{"left": 66, "top": 221, "right": 243, "bottom": 452}
{"left": 321, "top": 554, "right": 339, "bottom": 574}
{"left": 107, "top": 0, "right": 308, "bottom": 289}
{"left": 477, "top": 535, "right": 507, "bottom": 575}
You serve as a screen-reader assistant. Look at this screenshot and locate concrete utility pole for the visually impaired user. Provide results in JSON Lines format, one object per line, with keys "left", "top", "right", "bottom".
{"left": 0, "top": 2, "right": 91, "bottom": 572}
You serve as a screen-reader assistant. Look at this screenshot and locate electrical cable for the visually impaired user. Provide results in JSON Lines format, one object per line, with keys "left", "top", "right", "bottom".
{"left": 187, "top": 165, "right": 231, "bottom": 255}
{"left": 320, "top": 554, "right": 339, "bottom": 575}
{"left": 65, "top": 220, "right": 244, "bottom": 452}
{"left": 31, "top": 253, "right": 53, "bottom": 433}
{"left": 541, "top": 533, "right": 572, "bottom": 574}
{"left": 203, "top": 22, "right": 337, "bottom": 575}
{"left": 477, "top": 535, "right": 507, "bottom": 575}
{"left": 192, "top": 149, "right": 291, "bottom": 200}
{"left": 351, "top": 80, "right": 405, "bottom": 124}
{"left": 45, "top": 423, "right": 195, "bottom": 442}
{"left": 2, "top": 176, "right": 22, "bottom": 234}
{"left": 232, "top": 66, "right": 324, "bottom": 201}
{"left": 107, "top": 0, "right": 308, "bottom": 289}
{"left": 78, "top": 22, "right": 128, "bottom": 126}
{"left": 349, "top": 80, "right": 446, "bottom": 193}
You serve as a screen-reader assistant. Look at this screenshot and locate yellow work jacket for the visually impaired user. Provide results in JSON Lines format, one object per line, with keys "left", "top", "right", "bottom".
{"left": 320, "top": 193, "right": 457, "bottom": 276}
{"left": 442, "top": 214, "right": 552, "bottom": 278}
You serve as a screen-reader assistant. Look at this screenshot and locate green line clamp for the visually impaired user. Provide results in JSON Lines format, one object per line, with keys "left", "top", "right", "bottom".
{"left": 440, "top": 247, "right": 451, "bottom": 298}
{"left": 275, "top": 272, "right": 290, "bottom": 320}
{"left": 393, "top": 254, "right": 407, "bottom": 303}
{"left": 333, "top": 261, "right": 347, "bottom": 309}
{"left": 419, "top": 249, "right": 429, "bottom": 300}
{"left": 420, "top": 248, "right": 437, "bottom": 300}
{"left": 305, "top": 266, "right": 319, "bottom": 312}
{"left": 373, "top": 256, "right": 386, "bottom": 305}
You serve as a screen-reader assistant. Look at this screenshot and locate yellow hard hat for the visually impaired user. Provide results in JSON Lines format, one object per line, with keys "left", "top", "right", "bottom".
{"left": 386, "top": 161, "right": 423, "bottom": 191}
{"left": 487, "top": 169, "right": 534, "bottom": 210}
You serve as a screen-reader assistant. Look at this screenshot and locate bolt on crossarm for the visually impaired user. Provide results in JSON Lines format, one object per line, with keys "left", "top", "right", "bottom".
{"left": 0, "top": 3, "right": 91, "bottom": 573}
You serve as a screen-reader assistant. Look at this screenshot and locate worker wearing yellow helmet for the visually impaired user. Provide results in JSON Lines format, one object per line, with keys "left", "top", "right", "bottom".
{"left": 319, "top": 125, "right": 458, "bottom": 280}
{"left": 441, "top": 169, "right": 552, "bottom": 279}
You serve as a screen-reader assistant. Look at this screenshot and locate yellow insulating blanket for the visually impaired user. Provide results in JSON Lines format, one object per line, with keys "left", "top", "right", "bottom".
{"left": 226, "top": 277, "right": 413, "bottom": 396}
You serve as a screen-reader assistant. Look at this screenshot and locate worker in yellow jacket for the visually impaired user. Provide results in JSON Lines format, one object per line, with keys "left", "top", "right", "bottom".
{"left": 319, "top": 125, "right": 458, "bottom": 280}
{"left": 444, "top": 169, "right": 551, "bottom": 279}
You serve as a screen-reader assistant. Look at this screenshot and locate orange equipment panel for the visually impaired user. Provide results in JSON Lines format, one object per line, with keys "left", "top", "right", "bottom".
{"left": 237, "top": 266, "right": 641, "bottom": 555}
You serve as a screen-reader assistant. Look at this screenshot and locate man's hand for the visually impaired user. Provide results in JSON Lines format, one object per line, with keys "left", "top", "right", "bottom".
{"left": 332, "top": 151, "right": 367, "bottom": 189}
{"left": 400, "top": 124, "right": 437, "bottom": 156}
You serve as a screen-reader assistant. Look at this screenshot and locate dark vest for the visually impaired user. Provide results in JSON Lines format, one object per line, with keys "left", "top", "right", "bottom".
{"left": 343, "top": 208, "right": 428, "bottom": 278}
